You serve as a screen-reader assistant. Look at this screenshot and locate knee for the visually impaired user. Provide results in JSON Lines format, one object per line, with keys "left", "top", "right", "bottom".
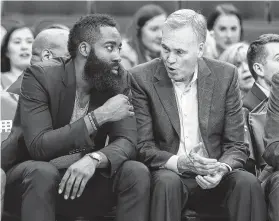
{"left": 120, "top": 161, "right": 150, "bottom": 191}
{"left": 23, "top": 161, "right": 60, "bottom": 191}
{"left": 152, "top": 169, "right": 182, "bottom": 192}
{"left": 232, "top": 170, "right": 261, "bottom": 191}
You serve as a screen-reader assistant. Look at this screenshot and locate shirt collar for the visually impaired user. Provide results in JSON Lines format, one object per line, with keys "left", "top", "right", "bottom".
{"left": 255, "top": 82, "right": 270, "bottom": 97}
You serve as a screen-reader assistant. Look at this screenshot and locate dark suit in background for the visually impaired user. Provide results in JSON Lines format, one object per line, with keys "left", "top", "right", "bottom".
{"left": 131, "top": 57, "right": 266, "bottom": 221}
{"left": 243, "top": 83, "right": 268, "bottom": 173}
{"left": 263, "top": 73, "right": 279, "bottom": 221}
{"left": 4, "top": 58, "right": 150, "bottom": 221}
{"left": 244, "top": 83, "right": 268, "bottom": 111}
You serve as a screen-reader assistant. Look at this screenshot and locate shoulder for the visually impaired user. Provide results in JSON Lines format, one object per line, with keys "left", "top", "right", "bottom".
{"left": 130, "top": 58, "right": 161, "bottom": 81}
{"left": 25, "top": 57, "right": 68, "bottom": 82}
{"left": 202, "top": 57, "right": 237, "bottom": 79}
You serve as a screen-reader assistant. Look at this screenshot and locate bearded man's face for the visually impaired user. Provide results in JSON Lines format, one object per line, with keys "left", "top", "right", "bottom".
{"left": 83, "top": 26, "right": 124, "bottom": 95}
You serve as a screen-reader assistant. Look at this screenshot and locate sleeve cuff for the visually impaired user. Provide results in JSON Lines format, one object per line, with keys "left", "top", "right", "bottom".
{"left": 164, "top": 155, "right": 179, "bottom": 173}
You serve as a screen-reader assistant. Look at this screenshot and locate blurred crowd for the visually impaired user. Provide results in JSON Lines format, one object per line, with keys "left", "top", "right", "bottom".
{"left": 1, "top": 2, "right": 279, "bottom": 221}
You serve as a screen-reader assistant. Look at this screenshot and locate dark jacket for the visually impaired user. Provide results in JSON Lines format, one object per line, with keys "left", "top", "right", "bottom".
{"left": 4, "top": 57, "right": 136, "bottom": 177}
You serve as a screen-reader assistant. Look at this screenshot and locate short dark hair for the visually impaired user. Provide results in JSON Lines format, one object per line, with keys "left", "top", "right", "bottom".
{"left": 247, "top": 34, "right": 279, "bottom": 80}
{"left": 207, "top": 4, "right": 243, "bottom": 40}
{"left": 1, "top": 25, "right": 34, "bottom": 72}
{"left": 68, "top": 14, "right": 117, "bottom": 59}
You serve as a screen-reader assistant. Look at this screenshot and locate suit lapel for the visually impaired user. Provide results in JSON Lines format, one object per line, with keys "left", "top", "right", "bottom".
{"left": 153, "top": 60, "right": 180, "bottom": 136}
{"left": 197, "top": 58, "right": 214, "bottom": 142}
{"left": 56, "top": 59, "right": 76, "bottom": 128}
{"left": 251, "top": 83, "right": 267, "bottom": 102}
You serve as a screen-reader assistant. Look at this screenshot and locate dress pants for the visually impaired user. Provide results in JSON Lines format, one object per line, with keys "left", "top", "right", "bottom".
{"left": 150, "top": 169, "right": 267, "bottom": 221}
{"left": 4, "top": 160, "right": 150, "bottom": 221}
{"left": 263, "top": 170, "right": 279, "bottom": 221}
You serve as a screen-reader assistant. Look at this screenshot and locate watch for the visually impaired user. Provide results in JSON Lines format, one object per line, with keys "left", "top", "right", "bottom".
{"left": 86, "top": 152, "right": 102, "bottom": 167}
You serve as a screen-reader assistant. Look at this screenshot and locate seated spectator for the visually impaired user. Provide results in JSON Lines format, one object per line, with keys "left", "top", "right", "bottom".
{"left": 121, "top": 4, "right": 167, "bottom": 69}
{"left": 131, "top": 9, "right": 266, "bottom": 221}
{"left": 259, "top": 37, "right": 279, "bottom": 221}
{"left": 2, "top": 27, "right": 70, "bottom": 220}
{"left": 242, "top": 34, "right": 279, "bottom": 174}
{"left": 3, "top": 14, "right": 150, "bottom": 221}
{"left": 1, "top": 25, "right": 34, "bottom": 93}
{"left": 1, "top": 25, "right": 34, "bottom": 141}
{"left": 207, "top": 4, "right": 243, "bottom": 59}
{"left": 244, "top": 34, "right": 279, "bottom": 111}
{"left": 219, "top": 42, "right": 254, "bottom": 99}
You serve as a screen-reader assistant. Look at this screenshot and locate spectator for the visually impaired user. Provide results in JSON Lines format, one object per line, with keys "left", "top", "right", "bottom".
{"left": 257, "top": 35, "right": 279, "bottom": 221}
{"left": 2, "top": 27, "right": 70, "bottom": 220}
{"left": 244, "top": 34, "right": 279, "bottom": 111}
{"left": 1, "top": 25, "right": 34, "bottom": 93}
{"left": 207, "top": 4, "right": 243, "bottom": 59}
{"left": 121, "top": 4, "right": 167, "bottom": 69}
{"left": 131, "top": 9, "right": 266, "bottom": 221}
{"left": 219, "top": 42, "right": 254, "bottom": 99}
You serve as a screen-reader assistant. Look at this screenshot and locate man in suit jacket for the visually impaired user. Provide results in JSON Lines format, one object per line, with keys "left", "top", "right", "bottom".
{"left": 244, "top": 34, "right": 279, "bottom": 111}
{"left": 131, "top": 9, "right": 266, "bottom": 221}
{"left": 262, "top": 42, "right": 279, "bottom": 220}
{"left": 3, "top": 14, "right": 150, "bottom": 221}
{"left": 2, "top": 27, "right": 70, "bottom": 220}
{"left": 242, "top": 34, "right": 279, "bottom": 174}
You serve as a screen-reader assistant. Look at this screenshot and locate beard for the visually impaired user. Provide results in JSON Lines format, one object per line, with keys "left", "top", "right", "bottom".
{"left": 83, "top": 50, "right": 124, "bottom": 96}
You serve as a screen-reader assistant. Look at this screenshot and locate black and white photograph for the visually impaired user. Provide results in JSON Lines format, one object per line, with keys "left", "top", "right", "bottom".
{"left": 1, "top": 1, "right": 279, "bottom": 221}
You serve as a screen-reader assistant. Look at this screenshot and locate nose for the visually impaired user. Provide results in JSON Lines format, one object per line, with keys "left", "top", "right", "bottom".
{"left": 21, "top": 41, "right": 30, "bottom": 50}
{"left": 166, "top": 52, "right": 176, "bottom": 64}
{"left": 112, "top": 50, "right": 121, "bottom": 63}
{"left": 226, "top": 29, "right": 233, "bottom": 39}
{"left": 156, "top": 30, "right": 163, "bottom": 40}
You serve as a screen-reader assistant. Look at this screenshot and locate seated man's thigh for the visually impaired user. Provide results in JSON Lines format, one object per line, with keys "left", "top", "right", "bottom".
{"left": 4, "top": 160, "right": 60, "bottom": 215}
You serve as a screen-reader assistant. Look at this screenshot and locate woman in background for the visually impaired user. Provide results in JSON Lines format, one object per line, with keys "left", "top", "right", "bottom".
{"left": 1, "top": 25, "right": 34, "bottom": 95}
{"left": 121, "top": 4, "right": 167, "bottom": 69}
{"left": 207, "top": 4, "right": 243, "bottom": 59}
{"left": 219, "top": 42, "right": 254, "bottom": 99}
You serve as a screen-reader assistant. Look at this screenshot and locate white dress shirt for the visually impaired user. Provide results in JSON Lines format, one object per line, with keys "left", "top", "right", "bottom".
{"left": 165, "top": 66, "right": 231, "bottom": 173}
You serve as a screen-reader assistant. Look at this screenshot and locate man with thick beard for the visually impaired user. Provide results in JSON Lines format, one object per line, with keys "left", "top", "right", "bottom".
{"left": 3, "top": 14, "right": 150, "bottom": 221}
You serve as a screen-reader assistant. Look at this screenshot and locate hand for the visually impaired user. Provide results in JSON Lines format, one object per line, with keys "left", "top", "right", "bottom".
{"left": 59, "top": 156, "right": 97, "bottom": 200}
{"left": 95, "top": 94, "right": 134, "bottom": 123}
{"left": 177, "top": 143, "right": 221, "bottom": 175}
{"left": 195, "top": 163, "right": 229, "bottom": 189}
{"left": 196, "top": 173, "right": 222, "bottom": 189}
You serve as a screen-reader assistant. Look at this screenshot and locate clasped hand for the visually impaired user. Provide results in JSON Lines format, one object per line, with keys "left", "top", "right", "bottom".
{"left": 59, "top": 156, "right": 97, "bottom": 200}
{"left": 177, "top": 143, "right": 229, "bottom": 189}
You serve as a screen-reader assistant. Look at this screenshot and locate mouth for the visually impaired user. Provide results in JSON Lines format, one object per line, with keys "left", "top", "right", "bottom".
{"left": 167, "top": 66, "right": 176, "bottom": 72}
{"left": 111, "top": 65, "right": 119, "bottom": 74}
{"left": 19, "top": 53, "right": 31, "bottom": 58}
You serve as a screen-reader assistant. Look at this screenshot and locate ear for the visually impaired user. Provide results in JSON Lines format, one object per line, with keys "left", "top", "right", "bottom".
{"left": 41, "top": 49, "right": 53, "bottom": 61}
{"left": 198, "top": 42, "right": 205, "bottom": 57}
{"left": 253, "top": 62, "right": 264, "bottom": 78}
{"left": 78, "top": 41, "right": 91, "bottom": 58}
